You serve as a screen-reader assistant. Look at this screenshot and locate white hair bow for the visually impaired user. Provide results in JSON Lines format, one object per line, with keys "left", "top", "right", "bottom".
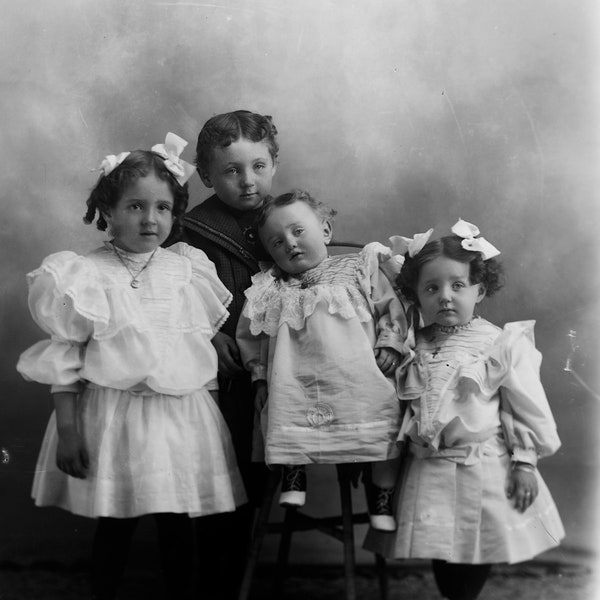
{"left": 389, "top": 228, "right": 434, "bottom": 259}
{"left": 96, "top": 133, "right": 195, "bottom": 185}
{"left": 99, "top": 151, "right": 131, "bottom": 176}
{"left": 151, "top": 132, "right": 196, "bottom": 186}
{"left": 451, "top": 218, "right": 500, "bottom": 260}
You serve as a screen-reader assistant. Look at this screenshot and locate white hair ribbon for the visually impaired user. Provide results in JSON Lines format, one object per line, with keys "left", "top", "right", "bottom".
{"left": 151, "top": 132, "right": 195, "bottom": 186}
{"left": 389, "top": 228, "right": 434, "bottom": 259}
{"left": 451, "top": 218, "right": 500, "bottom": 260}
{"left": 98, "top": 151, "right": 131, "bottom": 176}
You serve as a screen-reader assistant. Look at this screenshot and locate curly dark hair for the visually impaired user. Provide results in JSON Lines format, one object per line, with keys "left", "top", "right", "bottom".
{"left": 83, "top": 150, "right": 189, "bottom": 236}
{"left": 195, "top": 110, "right": 279, "bottom": 173}
{"left": 255, "top": 189, "right": 337, "bottom": 230}
{"left": 398, "top": 235, "right": 505, "bottom": 305}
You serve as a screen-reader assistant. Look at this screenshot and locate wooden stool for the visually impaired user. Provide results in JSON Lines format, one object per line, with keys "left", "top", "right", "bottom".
{"left": 238, "top": 465, "right": 389, "bottom": 600}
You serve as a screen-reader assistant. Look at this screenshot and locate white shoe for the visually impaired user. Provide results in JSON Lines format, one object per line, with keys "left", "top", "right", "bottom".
{"left": 279, "top": 490, "right": 306, "bottom": 507}
{"left": 279, "top": 465, "right": 307, "bottom": 507}
{"left": 369, "top": 514, "right": 397, "bottom": 532}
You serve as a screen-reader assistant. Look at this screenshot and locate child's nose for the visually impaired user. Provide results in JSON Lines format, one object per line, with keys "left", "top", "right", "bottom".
{"left": 143, "top": 208, "right": 157, "bottom": 224}
{"left": 240, "top": 169, "right": 255, "bottom": 188}
{"left": 439, "top": 286, "right": 452, "bottom": 303}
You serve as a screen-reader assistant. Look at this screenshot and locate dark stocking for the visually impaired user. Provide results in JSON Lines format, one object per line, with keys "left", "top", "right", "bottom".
{"left": 154, "top": 513, "right": 194, "bottom": 600}
{"left": 432, "top": 560, "right": 492, "bottom": 600}
{"left": 195, "top": 503, "right": 254, "bottom": 600}
{"left": 91, "top": 517, "right": 139, "bottom": 600}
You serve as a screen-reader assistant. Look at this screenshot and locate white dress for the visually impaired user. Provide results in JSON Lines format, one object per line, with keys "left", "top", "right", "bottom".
{"left": 363, "top": 318, "right": 565, "bottom": 564}
{"left": 236, "top": 243, "right": 415, "bottom": 466}
{"left": 17, "top": 242, "right": 247, "bottom": 518}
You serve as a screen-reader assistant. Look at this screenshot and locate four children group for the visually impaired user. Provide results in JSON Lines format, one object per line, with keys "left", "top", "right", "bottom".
{"left": 17, "top": 110, "right": 564, "bottom": 600}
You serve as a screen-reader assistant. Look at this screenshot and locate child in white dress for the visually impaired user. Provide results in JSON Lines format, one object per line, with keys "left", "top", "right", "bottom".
{"left": 364, "top": 219, "right": 564, "bottom": 600}
{"left": 236, "top": 189, "right": 416, "bottom": 530}
{"left": 17, "top": 134, "right": 246, "bottom": 600}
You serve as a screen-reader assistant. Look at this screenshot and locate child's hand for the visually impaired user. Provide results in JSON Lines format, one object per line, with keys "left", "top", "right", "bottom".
{"left": 212, "top": 331, "right": 244, "bottom": 378}
{"left": 506, "top": 466, "right": 538, "bottom": 513}
{"left": 254, "top": 380, "right": 268, "bottom": 413}
{"left": 56, "top": 427, "right": 89, "bottom": 479}
{"left": 375, "top": 347, "right": 401, "bottom": 377}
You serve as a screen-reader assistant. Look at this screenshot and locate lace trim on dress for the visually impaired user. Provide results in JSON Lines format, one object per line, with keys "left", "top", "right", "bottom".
{"left": 243, "top": 242, "right": 405, "bottom": 336}
{"left": 244, "top": 272, "right": 373, "bottom": 336}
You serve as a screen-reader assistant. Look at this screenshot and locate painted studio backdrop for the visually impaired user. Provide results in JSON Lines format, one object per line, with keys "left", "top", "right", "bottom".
{"left": 1, "top": 0, "right": 598, "bottom": 569}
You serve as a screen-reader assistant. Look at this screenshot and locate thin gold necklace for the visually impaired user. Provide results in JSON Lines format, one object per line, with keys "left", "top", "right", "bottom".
{"left": 111, "top": 243, "right": 158, "bottom": 288}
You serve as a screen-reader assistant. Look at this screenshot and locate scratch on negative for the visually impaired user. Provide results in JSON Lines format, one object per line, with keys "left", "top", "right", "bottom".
{"left": 78, "top": 108, "right": 89, "bottom": 129}
{"left": 515, "top": 91, "right": 545, "bottom": 202}
{"left": 442, "top": 90, "right": 467, "bottom": 152}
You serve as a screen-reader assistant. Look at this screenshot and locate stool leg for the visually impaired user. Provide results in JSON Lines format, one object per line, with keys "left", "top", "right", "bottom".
{"left": 337, "top": 465, "right": 357, "bottom": 600}
{"left": 375, "top": 553, "right": 389, "bottom": 600}
{"left": 238, "top": 469, "right": 280, "bottom": 600}
{"left": 272, "top": 507, "right": 296, "bottom": 598}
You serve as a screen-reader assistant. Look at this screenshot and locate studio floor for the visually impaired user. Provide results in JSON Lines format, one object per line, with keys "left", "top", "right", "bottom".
{"left": 0, "top": 559, "right": 596, "bottom": 600}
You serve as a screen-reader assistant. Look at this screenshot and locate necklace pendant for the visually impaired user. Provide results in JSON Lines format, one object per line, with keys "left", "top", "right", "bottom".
{"left": 130, "top": 279, "right": 140, "bottom": 289}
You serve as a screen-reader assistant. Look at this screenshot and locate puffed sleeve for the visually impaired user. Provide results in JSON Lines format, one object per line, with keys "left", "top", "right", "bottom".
{"left": 494, "top": 321, "right": 561, "bottom": 466}
{"left": 169, "top": 242, "right": 232, "bottom": 334}
{"left": 236, "top": 309, "right": 269, "bottom": 383}
{"left": 16, "top": 252, "right": 107, "bottom": 389}
{"left": 360, "top": 242, "right": 416, "bottom": 356}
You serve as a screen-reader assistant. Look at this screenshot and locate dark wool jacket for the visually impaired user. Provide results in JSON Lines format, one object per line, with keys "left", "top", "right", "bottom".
{"left": 180, "top": 195, "right": 269, "bottom": 340}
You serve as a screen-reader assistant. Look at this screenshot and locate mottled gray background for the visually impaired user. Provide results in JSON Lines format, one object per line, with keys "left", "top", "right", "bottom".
{"left": 1, "top": 0, "right": 598, "bottom": 577}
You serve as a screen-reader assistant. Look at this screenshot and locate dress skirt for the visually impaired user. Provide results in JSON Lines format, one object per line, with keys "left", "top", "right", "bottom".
{"left": 32, "top": 385, "right": 247, "bottom": 518}
{"left": 363, "top": 442, "right": 564, "bottom": 564}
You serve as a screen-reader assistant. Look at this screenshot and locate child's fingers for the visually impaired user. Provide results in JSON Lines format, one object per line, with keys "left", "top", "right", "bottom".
{"left": 227, "top": 339, "right": 241, "bottom": 362}
{"left": 375, "top": 349, "right": 399, "bottom": 375}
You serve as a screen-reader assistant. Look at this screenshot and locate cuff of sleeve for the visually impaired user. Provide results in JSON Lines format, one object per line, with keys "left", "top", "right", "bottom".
{"left": 511, "top": 447, "right": 538, "bottom": 467}
{"left": 51, "top": 382, "right": 82, "bottom": 394}
{"left": 251, "top": 366, "right": 268, "bottom": 383}
{"left": 375, "top": 332, "right": 406, "bottom": 354}
{"left": 206, "top": 378, "right": 219, "bottom": 391}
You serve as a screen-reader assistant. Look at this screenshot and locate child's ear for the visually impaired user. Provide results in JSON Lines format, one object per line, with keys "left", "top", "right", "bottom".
{"left": 322, "top": 220, "right": 333, "bottom": 245}
{"left": 475, "top": 284, "right": 487, "bottom": 303}
{"left": 198, "top": 169, "right": 213, "bottom": 189}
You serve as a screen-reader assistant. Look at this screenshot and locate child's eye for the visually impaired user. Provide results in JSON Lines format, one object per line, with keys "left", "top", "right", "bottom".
{"left": 294, "top": 228, "right": 304, "bottom": 236}
{"left": 452, "top": 282, "right": 466, "bottom": 290}
{"left": 158, "top": 204, "right": 173, "bottom": 212}
{"left": 272, "top": 240, "right": 282, "bottom": 248}
{"left": 225, "top": 167, "right": 239, "bottom": 175}
{"left": 425, "top": 285, "right": 437, "bottom": 294}
{"left": 254, "top": 163, "right": 266, "bottom": 171}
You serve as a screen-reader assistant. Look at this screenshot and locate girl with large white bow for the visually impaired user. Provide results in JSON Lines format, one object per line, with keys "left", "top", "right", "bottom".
{"left": 364, "top": 219, "right": 564, "bottom": 600}
{"left": 17, "top": 134, "right": 246, "bottom": 600}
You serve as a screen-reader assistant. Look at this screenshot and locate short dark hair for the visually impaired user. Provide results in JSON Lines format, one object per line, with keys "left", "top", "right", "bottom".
{"left": 398, "top": 235, "right": 505, "bottom": 304}
{"left": 195, "top": 110, "right": 279, "bottom": 173}
{"left": 83, "top": 150, "right": 189, "bottom": 235}
{"left": 256, "top": 189, "right": 337, "bottom": 230}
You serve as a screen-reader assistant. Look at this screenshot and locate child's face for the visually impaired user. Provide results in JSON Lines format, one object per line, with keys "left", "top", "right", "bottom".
{"left": 416, "top": 256, "right": 486, "bottom": 327}
{"left": 199, "top": 138, "right": 276, "bottom": 211}
{"left": 104, "top": 173, "right": 174, "bottom": 253}
{"left": 259, "top": 201, "right": 332, "bottom": 275}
